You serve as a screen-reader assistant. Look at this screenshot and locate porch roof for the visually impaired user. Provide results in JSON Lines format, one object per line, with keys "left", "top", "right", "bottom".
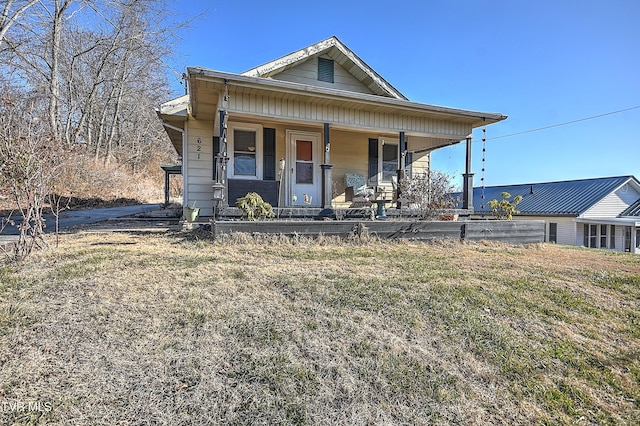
{"left": 185, "top": 67, "right": 507, "bottom": 134}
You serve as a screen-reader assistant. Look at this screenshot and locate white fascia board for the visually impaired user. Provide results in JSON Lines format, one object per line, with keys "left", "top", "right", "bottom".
{"left": 188, "top": 67, "right": 507, "bottom": 125}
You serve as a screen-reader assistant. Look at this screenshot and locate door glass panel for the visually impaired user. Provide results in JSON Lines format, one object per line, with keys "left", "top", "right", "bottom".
{"left": 295, "top": 140, "right": 313, "bottom": 184}
{"left": 296, "top": 163, "right": 313, "bottom": 184}
{"left": 296, "top": 140, "right": 313, "bottom": 161}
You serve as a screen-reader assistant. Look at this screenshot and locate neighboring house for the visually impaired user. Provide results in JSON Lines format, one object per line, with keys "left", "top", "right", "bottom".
{"left": 465, "top": 176, "right": 640, "bottom": 253}
{"left": 157, "top": 36, "right": 506, "bottom": 217}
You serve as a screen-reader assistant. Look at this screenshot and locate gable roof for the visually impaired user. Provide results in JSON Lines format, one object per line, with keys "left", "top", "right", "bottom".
{"left": 465, "top": 175, "right": 640, "bottom": 216}
{"left": 241, "top": 36, "right": 408, "bottom": 100}
{"left": 621, "top": 198, "right": 640, "bottom": 217}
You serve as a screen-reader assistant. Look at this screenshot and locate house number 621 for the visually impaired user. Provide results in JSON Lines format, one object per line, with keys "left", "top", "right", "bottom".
{"left": 196, "top": 138, "right": 202, "bottom": 159}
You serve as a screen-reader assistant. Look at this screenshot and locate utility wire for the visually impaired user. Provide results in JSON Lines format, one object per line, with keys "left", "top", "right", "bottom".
{"left": 486, "top": 105, "right": 640, "bottom": 141}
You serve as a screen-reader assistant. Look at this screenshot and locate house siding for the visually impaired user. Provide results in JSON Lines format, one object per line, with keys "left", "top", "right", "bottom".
{"left": 226, "top": 92, "right": 473, "bottom": 139}
{"left": 583, "top": 182, "right": 640, "bottom": 218}
{"left": 181, "top": 117, "right": 443, "bottom": 211}
{"left": 273, "top": 56, "right": 375, "bottom": 95}
{"left": 184, "top": 119, "right": 215, "bottom": 217}
{"left": 521, "top": 216, "right": 576, "bottom": 245}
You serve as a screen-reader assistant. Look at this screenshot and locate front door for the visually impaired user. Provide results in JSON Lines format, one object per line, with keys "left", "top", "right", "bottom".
{"left": 287, "top": 130, "right": 320, "bottom": 206}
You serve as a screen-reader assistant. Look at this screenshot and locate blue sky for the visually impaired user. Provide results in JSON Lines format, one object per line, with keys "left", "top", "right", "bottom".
{"left": 166, "top": 0, "right": 639, "bottom": 187}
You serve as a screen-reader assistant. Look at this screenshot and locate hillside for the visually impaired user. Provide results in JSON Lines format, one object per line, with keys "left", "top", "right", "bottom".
{"left": 1, "top": 233, "right": 638, "bottom": 424}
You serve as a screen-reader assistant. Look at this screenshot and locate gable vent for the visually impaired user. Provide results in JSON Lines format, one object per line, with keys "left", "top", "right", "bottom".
{"left": 317, "top": 57, "right": 334, "bottom": 83}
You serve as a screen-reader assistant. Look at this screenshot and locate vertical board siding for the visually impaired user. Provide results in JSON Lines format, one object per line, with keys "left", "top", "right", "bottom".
{"left": 227, "top": 91, "right": 471, "bottom": 138}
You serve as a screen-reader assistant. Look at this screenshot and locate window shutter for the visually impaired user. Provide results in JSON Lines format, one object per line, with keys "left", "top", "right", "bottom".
{"left": 318, "top": 58, "right": 334, "bottom": 83}
{"left": 405, "top": 151, "right": 413, "bottom": 179}
{"left": 263, "top": 128, "right": 276, "bottom": 181}
{"left": 368, "top": 138, "right": 378, "bottom": 181}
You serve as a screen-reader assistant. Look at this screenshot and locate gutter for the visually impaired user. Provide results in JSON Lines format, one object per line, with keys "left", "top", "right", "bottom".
{"left": 162, "top": 122, "right": 184, "bottom": 134}
{"left": 187, "top": 67, "right": 508, "bottom": 125}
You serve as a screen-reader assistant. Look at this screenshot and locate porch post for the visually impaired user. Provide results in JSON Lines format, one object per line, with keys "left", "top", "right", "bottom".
{"left": 215, "top": 109, "right": 230, "bottom": 208}
{"left": 396, "top": 131, "right": 406, "bottom": 209}
{"left": 320, "top": 122, "right": 334, "bottom": 209}
{"left": 462, "top": 136, "right": 474, "bottom": 210}
{"left": 164, "top": 168, "right": 170, "bottom": 207}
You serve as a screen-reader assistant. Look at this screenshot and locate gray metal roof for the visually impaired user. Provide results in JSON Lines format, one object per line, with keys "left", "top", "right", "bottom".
{"left": 621, "top": 198, "right": 640, "bottom": 217}
{"left": 459, "top": 176, "right": 640, "bottom": 216}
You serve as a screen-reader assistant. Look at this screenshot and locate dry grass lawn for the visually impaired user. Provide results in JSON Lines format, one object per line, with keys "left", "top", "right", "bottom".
{"left": 0, "top": 231, "right": 639, "bottom": 425}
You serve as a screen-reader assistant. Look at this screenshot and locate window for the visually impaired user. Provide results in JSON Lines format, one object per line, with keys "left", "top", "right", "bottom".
{"left": 583, "top": 224, "right": 599, "bottom": 248}
{"left": 600, "top": 225, "right": 608, "bottom": 248}
{"left": 610, "top": 225, "right": 616, "bottom": 249}
{"left": 233, "top": 130, "right": 256, "bottom": 176}
{"left": 318, "top": 57, "right": 334, "bottom": 83}
{"left": 368, "top": 138, "right": 412, "bottom": 184}
{"left": 548, "top": 222, "right": 557, "bottom": 243}
{"left": 589, "top": 225, "right": 597, "bottom": 248}
{"left": 229, "top": 123, "right": 263, "bottom": 179}
{"left": 382, "top": 143, "right": 398, "bottom": 182}
{"left": 636, "top": 228, "right": 640, "bottom": 249}
{"left": 624, "top": 226, "right": 632, "bottom": 252}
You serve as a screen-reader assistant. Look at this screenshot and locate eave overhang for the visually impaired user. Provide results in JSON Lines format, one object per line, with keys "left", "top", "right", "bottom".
{"left": 187, "top": 67, "right": 507, "bottom": 137}
{"left": 156, "top": 94, "right": 188, "bottom": 155}
{"left": 242, "top": 36, "right": 408, "bottom": 100}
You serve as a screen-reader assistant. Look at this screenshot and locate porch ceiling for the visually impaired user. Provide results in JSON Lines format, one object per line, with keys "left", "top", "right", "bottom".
{"left": 187, "top": 67, "right": 507, "bottom": 138}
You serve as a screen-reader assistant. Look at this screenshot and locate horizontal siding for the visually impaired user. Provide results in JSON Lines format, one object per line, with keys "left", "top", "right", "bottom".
{"left": 583, "top": 184, "right": 640, "bottom": 218}
{"left": 184, "top": 120, "right": 215, "bottom": 217}
{"left": 273, "top": 57, "right": 375, "bottom": 95}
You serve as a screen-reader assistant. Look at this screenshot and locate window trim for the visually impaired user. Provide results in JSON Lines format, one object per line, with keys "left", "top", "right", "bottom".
{"left": 228, "top": 122, "right": 263, "bottom": 180}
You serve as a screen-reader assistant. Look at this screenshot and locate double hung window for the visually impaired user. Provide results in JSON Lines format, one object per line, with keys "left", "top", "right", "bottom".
{"left": 229, "top": 123, "right": 263, "bottom": 179}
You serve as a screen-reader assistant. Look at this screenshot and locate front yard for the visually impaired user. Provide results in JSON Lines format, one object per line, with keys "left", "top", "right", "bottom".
{"left": 1, "top": 232, "right": 639, "bottom": 424}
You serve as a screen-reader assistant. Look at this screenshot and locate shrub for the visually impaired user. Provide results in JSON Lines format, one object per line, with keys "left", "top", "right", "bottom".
{"left": 399, "top": 170, "right": 458, "bottom": 219}
{"left": 487, "top": 192, "right": 522, "bottom": 220}
{"left": 236, "top": 192, "right": 275, "bottom": 221}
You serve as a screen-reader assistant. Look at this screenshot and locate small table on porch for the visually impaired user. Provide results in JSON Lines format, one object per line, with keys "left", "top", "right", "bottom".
{"left": 371, "top": 199, "right": 392, "bottom": 219}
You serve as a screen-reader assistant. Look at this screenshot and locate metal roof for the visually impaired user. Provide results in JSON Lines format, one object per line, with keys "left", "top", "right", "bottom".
{"left": 621, "top": 198, "right": 640, "bottom": 217}
{"left": 460, "top": 176, "right": 640, "bottom": 216}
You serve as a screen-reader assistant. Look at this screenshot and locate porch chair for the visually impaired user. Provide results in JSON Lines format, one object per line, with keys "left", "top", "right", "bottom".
{"left": 344, "top": 173, "right": 374, "bottom": 206}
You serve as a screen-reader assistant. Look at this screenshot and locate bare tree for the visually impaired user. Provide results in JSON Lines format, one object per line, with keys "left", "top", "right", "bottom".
{"left": 399, "top": 170, "right": 460, "bottom": 220}
{"left": 0, "top": 88, "right": 66, "bottom": 261}
{"left": 0, "top": 0, "right": 182, "bottom": 259}
{"left": 0, "top": 0, "right": 39, "bottom": 49}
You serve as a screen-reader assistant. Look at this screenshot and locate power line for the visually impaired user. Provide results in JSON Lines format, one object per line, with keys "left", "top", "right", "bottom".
{"left": 486, "top": 105, "right": 640, "bottom": 141}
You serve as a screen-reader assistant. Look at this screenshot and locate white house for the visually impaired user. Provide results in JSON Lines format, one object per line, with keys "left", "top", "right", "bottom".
{"left": 156, "top": 36, "right": 507, "bottom": 218}
{"left": 467, "top": 176, "right": 640, "bottom": 253}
